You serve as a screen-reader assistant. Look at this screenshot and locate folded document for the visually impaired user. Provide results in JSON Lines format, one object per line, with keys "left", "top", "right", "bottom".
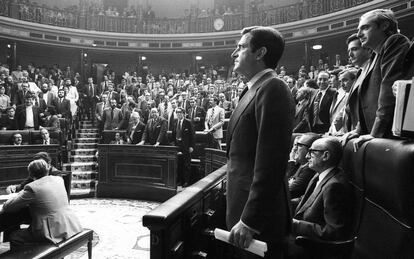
{"left": 214, "top": 228, "right": 267, "bottom": 257}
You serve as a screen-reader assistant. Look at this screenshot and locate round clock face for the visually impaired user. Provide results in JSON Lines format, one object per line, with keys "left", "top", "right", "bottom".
{"left": 214, "top": 18, "right": 224, "bottom": 31}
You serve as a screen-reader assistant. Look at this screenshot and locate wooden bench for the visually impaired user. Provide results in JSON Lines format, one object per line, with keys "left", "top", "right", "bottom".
{"left": 0, "top": 229, "right": 93, "bottom": 259}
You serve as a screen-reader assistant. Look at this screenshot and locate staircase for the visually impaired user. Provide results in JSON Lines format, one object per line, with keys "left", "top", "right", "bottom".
{"left": 63, "top": 120, "right": 99, "bottom": 198}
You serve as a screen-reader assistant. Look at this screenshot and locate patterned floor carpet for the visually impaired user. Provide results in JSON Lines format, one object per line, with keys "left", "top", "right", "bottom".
{"left": 0, "top": 198, "right": 160, "bottom": 259}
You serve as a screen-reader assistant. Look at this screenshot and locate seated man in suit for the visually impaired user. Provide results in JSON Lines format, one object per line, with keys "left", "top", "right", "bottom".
{"left": 1, "top": 152, "right": 63, "bottom": 241}
{"left": 109, "top": 131, "right": 126, "bottom": 145}
{"left": 11, "top": 133, "right": 23, "bottom": 146}
{"left": 138, "top": 108, "right": 168, "bottom": 146}
{"left": 287, "top": 133, "right": 320, "bottom": 199}
{"left": 36, "top": 128, "right": 59, "bottom": 145}
{"left": 0, "top": 159, "right": 82, "bottom": 248}
{"left": 171, "top": 107, "right": 195, "bottom": 187}
{"left": 292, "top": 137, "right": 353, "bottom": 241}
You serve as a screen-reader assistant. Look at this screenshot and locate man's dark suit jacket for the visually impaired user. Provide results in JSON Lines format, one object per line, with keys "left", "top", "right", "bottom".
{"left": 309, "top": 88, "right": 336, "bottom": 133}
{"left": 226, "top": 70, "right": 295, "bottom": 245}
{"left": 187, "top": 106, "right": 206, "bottom": 131}
{"left": 288, "top": 163, "right": 316, "bottom": 199}
{"left": 0, "top": 116, "right": 17, "bottom": 130}
{"left": 171, "top": 118, "right": 194, "bottom": 152}
{"left": 142, "top": 116, "right": 168, "bottom": 145}
{"left": 52, "top": 98, "right": 71, "bottom": 119}
{"left": 15, "top": 105, "right": 41, "bottom": 130}
{"left": 293, "top": 167, "right": 353, "bottom": 240}
{"left": 357, "top": 34, "right": 410, "bottom": 137}
{"left": 13, "top": 90, "right": 28, "bottom": 106}
{"left": 130, "top": 121, "right": 146, "bottom": 144}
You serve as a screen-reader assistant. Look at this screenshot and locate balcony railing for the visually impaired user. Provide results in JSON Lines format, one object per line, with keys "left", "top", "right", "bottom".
{"left": 1, "top": 0, "right": 372, "bottom": 34}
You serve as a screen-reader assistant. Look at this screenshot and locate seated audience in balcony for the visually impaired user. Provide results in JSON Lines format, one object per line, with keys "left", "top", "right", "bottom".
{"left": 205, "top": 96, "right": 224, "bottom": 150}
{"left": 348, "top": 9, "right": 410, "bottom": 149}
{"left": 138, "top": 107, "right": 168, "bottom": 146}
{"left": 102, "top": 98, "right": 122, "bottom": 130}
{"left": 291, "top": 137, "right": 353, "bottom": 242}
{"left": 0, "top": 106, "right": 17, "bottom": 130}
{"left": 287, "top": 133, "right": 320, "bottom": 199}
{"left": 0, "top": 159, "right": 82, "bottom": 248}
{"left": 15, "top": 93, "right": 42, "bottom": 130}
{"left": 293, "top": 86, "right": 313, "bottom": 133}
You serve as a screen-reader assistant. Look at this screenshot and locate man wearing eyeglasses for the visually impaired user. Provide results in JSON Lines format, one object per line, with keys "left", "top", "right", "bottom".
{"left": 292, "top": 137, "right": 353, "bottom": 242}
{"left": 286, "top": 133, "right": 320, "bottom": 199}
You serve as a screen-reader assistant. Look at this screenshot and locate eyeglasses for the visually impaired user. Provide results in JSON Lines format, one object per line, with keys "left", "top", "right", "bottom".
{"left": 307, "top": 148, "right": 327, "bottom": 156}
{"left": 296, "top": 142, "right": 310, "bottom": 148}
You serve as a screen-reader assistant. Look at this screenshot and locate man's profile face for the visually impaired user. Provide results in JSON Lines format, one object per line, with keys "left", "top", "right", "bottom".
{"left": 317, "top": 73, "right": 330, "bottom": 90}
{"left": 357, "top": 14, "right": 387, "bottom": 51}
{"left": 339, "top": 73, "right": 354, "bottom": 92}
{"left": 347, "top": 39, "right": 370, "bottom": 66}
{"left": 231, "top": 33, "right": 256, "bottom": 77}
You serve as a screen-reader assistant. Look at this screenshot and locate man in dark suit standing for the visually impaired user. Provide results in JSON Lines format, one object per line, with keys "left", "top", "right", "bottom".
{"left": 187, "top": 97, "right": 205, "bottom": 131}
{"left": 83, "top": 77, "right": 98, "bottom": 121}
{"left": 138, "top": 108, "right": 168, "bottom": 146}
{"left": 15, "top": 94, "right": 42, "bottom": 130}
{"left": 308, "top": 71, "right": 336, "bottom": 134}
{"left": 53, "top": 88, "right": 71, "bottom": 120}
{"left": 351, "top": 9, "right": 410, "bottom": 149}
{"left": 292, "top": 137, "right": 353, "bottom": 241}
{"left": 172, "top": 107, "right": 194, "bottom": 187}
{"left": 102, "top": 98, "right": 122, "bottom": 130}
{"left": 226, "top": 26, "right": 295, "bottom": 258}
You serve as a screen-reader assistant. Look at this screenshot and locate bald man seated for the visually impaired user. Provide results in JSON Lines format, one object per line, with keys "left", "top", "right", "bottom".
{"left": 292, "top": 137, "right": 354, "bottom": 241}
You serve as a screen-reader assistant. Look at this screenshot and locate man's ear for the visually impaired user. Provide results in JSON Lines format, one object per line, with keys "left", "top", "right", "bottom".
{"left": 322, "top": 150, "right": 331, "bottom": 162}
{"left": 256, "top": 47, "right": 267, "bottom": 61}
{"left": 380, "top": 21, "right": 390, "bottom": 32}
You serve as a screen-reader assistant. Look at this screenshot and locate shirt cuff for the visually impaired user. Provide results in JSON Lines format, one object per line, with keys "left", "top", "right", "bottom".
{"left": 240, "top": 220, "right": 260, "bottom": 235}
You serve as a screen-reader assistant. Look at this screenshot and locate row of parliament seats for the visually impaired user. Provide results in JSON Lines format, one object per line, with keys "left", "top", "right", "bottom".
{"left": 0, "top": 130, "right": 63, "bottom": 146}
{"left": 143, "top": 137, "right": 414, "bottom": 259}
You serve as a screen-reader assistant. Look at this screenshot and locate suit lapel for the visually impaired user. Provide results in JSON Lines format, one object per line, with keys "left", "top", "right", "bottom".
{"left": 226, "top": 71, "right": 275, "bottom": 145}
{"left": 296, "top": 168, "right": 337, "bottom": 215}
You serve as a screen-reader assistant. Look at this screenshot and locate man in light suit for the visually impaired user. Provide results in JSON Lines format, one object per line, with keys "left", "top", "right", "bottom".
{"left": 102, "top": 98, "right": 122, "bottom": 130}
{"left": 1, "top": 159, "right": 82, "bottom": 247}
{"left": 138, "top": 108, "right": 168, "bottom": 146}
{"left": 226, "top": 26, "right": 295, "bottom": 258}
{"left": 351, "top": 9, "right": 410, "bottom": 149}
{"left": 205, "top": 96, "right": 225, "bottom": 150}
{"left": 292, "top": 137, "right": 353, "bottom": 241}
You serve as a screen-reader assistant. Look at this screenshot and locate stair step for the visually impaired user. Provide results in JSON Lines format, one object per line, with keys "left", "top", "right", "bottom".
{"left": 73, "top": 143, "right": 98, "bottom": 149}
{"left": 71, "top": 179, "right": 96, "bottom": 187}
{"left": 74, "top": 138, "right": 100, "bottom": 144}
{"left": 72, "top": 171, "right": 98, "bottom": 180}
{"left": 78, "top": 129, "right": 99, "bottom": 133}
{"left": 70, "top": 155, "right": 97, "bottom": 163}
{"left": 79, "top": 125, "right": 96, "bottom": 129}
{"left": 71, "top": 149, "right": 97, "bottom": 156}
{"left": 70, "top": 188, "right": 96, "bottom": 198}
{"left": 77, "top": 133, "right": 100, "bottom": 138}
{"left": 63, "top": 162, "right": 98, "bottom": 171}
